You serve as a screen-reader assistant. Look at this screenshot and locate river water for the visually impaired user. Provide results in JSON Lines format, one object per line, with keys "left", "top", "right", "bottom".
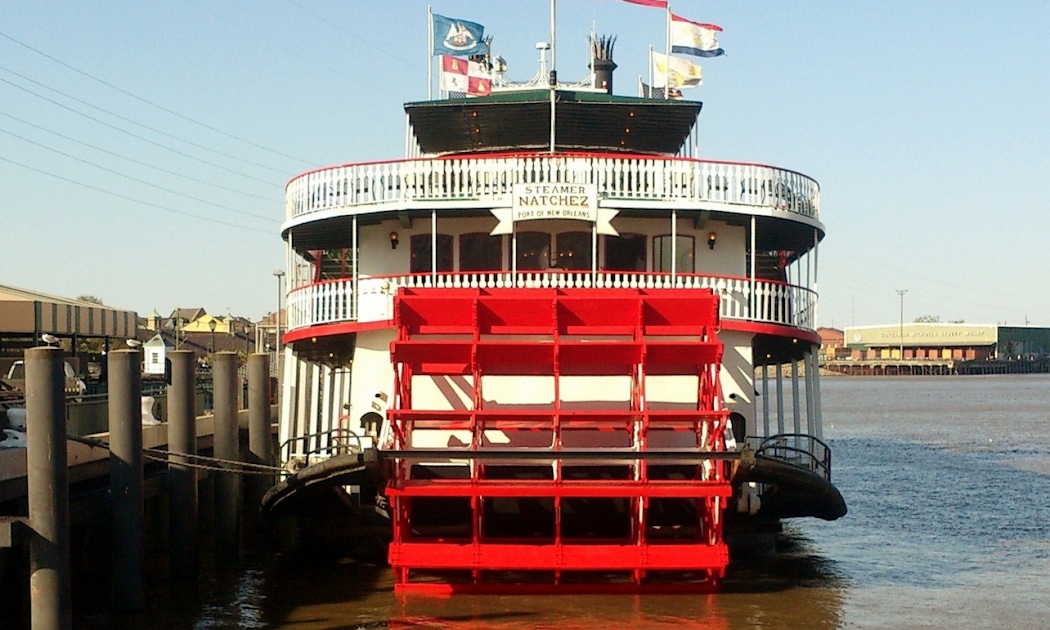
{"left": 68, "top": 376, "right": 1050, "bottom": 628}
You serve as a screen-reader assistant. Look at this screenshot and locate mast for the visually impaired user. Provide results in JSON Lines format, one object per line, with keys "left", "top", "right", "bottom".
{"left": 549, "top": 0, "right": 556, "bottom": 153}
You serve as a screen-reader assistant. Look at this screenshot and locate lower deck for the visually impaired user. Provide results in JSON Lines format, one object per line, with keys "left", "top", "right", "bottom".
{"left": 269, "top": 287, "right": 840, "bottom": 592}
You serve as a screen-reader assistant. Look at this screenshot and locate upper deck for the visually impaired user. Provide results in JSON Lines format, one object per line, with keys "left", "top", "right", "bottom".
{"left": 279, "top": 88, "right": 825, "bottom": 351}
{"left": 283, "top": 152, "right": 821, "bottom": 238}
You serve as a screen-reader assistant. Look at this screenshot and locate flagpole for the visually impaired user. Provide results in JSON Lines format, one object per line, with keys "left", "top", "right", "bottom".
{"left": 648, "top": 45, "right": 653, "bottom": 92}
{"left": 549, "top": 0, "right": 556, "bottom": 153}
{"left": 427, "top": 6, "right": 433, "bottom": 100}
{"left": 664, "top": 5, "right": 671, "bottom": 99}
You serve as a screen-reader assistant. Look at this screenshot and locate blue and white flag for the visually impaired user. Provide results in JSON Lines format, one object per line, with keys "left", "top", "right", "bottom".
{"left": 670, "top": 13, "right": 725, "bottom": 58}
{"left": 432, "top": 14, "right": 487, "bottom": 56}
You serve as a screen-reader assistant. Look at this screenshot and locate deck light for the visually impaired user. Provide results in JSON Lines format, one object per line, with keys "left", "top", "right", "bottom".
{"left": 390, "top": 231, "right": 399, "bottom": 250}
{"left": 708, "top": 232, "right": 717, "bottom": 249}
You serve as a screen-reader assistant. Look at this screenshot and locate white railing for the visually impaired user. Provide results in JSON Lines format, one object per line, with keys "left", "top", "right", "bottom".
{"left": 286, "top": 272, "right": 816, "bottom": 333}
{"left": 286, "top": 155, "right": 820, "bottom": 223}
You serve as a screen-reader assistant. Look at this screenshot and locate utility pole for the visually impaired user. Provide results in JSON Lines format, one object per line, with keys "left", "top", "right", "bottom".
{"left": 273, "top": 270, "right": 285, "bottom": 355}
{"left": 896, "top": 289, "right": 907, "bottom": 360}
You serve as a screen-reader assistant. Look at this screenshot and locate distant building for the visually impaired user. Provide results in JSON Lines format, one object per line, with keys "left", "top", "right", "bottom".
{"left": 143, "top": 333, "right": 172, "bottom": 375}
{"left": 846, "top": 323, "right": 997, "bottom": 361}
{"left": 824, "top": 323, "right": 1050, "bottom": 375}
{"left": 817, "top": 327, "right": 845, "bottom": 360}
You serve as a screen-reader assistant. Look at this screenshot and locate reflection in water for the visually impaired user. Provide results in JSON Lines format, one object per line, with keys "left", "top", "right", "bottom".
{"left": 120, "top": 528, "right": 846, "bottom": 629}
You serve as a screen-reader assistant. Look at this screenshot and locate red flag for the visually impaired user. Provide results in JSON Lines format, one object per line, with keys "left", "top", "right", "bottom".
{"left": 620, "top": 0, "right": 669, "bottom": 8}
{"left": 440, "top": 55, "right": 491, "bottom": 96}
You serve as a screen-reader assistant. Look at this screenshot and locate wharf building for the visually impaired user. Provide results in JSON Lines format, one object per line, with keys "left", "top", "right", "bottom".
{"left": 821, "top": 323, "right": 1050, "bottom": 375}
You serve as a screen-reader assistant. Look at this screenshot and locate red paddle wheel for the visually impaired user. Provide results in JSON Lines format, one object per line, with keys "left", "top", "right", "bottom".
{"left": 383, "top": 287, "right": 733, "bottom": 593}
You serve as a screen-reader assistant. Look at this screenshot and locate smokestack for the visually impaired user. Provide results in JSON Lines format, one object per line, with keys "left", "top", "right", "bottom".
{"left": 591, "top": 35, "right": 617, "bottom": 94}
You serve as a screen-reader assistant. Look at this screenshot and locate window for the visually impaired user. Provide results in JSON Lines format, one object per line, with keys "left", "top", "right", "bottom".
{"left": 604, "top": 233, "right": 647, "bottom": 272}
{"left": 554, "top": 232, "right": 592, "bottom": 270}
{"left": 459, "top": 233, "right": 502, "bottom": 271}
{"left": 516, "top": 232, "right": 551, "bottom": 270}
{"left": 653, "top": 235, "right": 695, "bottom": 273}
{"left": 410, "top": 234, "right": 453, "bottom": 273}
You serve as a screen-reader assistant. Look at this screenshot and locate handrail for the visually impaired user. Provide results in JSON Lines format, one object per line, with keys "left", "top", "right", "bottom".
{"left": 749, "top": 433, "right": 833, "bottom": 482}
{"left": 279, "top": 427, "right": 364, "bottom": 469}
{"left": 285, "top": 154, "right": 820, "bottom": 223}
{"left": 286, "top": 271, "right": 817, "bottom": 333}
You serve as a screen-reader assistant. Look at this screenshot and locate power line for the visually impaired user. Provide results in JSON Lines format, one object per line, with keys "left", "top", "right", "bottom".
{"left": 0, "top": 156, "right": 272, "bottom": 234}
{"left": 0, "top": 30, "right": 314, "bottom": 166}
{"left": 284, "top": 0, "right": 421, "bottom": 70}
{"left": 0, "top": 110, "right": 275, "bottom": 202}
{"left": 184, "top": 0, "right": 381, "bottom": 81}
{"left": 1, "top": 127, "right": 277, "bottom": 222}
{"left": 0, "top": 76, "right": 280, "bottom": 188}
{"left": 0, "top": 66, "right": 289, "bottom": 176}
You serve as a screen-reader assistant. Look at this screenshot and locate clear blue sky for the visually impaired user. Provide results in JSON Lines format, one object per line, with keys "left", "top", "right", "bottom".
{"left": 3, "top": 1, "right": 1049, "bottom": 328}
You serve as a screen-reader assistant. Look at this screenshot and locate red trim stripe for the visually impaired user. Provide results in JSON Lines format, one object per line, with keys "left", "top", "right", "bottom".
{"left": 670, "top": 13, "right": 723, "bottom": 31}
{"left": 621, "top": 0, "right": 668, "bottom": 8}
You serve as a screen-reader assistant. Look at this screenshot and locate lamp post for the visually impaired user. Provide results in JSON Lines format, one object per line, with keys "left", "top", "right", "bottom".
{"left": 243, "top": 325, "right": 250, "bottom": 355}
{"left": 896, "top": 289, "right": 907, "bottom": 360}
{"left": 208, "top": 318, "right": 217, "bottom": 357}
{"left": 273, "top": 270, "right": 285, "bottom": 355}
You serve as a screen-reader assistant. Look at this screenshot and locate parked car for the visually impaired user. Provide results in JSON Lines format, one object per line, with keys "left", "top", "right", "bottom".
{"left": 0, "top": 379, "right": 23, "bottom": 408}
{"left": 3, "top": 360, "right": 87, "bottom": 402}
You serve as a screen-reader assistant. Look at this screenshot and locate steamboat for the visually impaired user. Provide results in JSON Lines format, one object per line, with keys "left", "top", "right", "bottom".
{"left": 263, "top": 22, "right": 845, "bottom": 594}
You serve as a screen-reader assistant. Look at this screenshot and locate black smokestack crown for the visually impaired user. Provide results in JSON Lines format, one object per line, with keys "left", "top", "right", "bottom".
{"left": 591, "top": 35, "right": 617, "bottom": 94}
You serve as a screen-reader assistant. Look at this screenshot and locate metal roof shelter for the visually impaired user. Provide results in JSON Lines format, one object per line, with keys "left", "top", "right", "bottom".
{"left": 0, "top": 284, "right": 137, "bottom": 361}
{"left": 405, "top": 89, "right": 703, "bottom": 155}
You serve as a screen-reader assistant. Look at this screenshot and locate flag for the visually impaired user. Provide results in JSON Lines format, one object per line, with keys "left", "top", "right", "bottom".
{"left": 440, "top": 55, "right": 492, "bottom": 96}
{"left": 670, "top": 14, "right": 725, "bottom": 58}
{"left": 640, "top": 81, "right": 683, "bottom": 99}
{"left": 620, "top": 0, "right": 669, "bottom": 8}
{"left": 651, "top": 52, "right": 703, "bottom": 88}
{"left": 432, "top": 14, "right": 487, "bottom": 56}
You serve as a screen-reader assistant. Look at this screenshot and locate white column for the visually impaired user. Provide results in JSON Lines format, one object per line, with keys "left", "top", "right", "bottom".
{"left": 792, "top": 357, "right": 802, "bottom": 453}
{"left": 431, "top": 209, "right": 437, "bottom": 280}
{"left": 762, "top": 360, "right": 770, "bottom": 437}
{"left": 670, "top": 208, "right": 677, "bottom": 280}
{"left": 775, "top": 362, "right": 785, "bottom": 435}
{"left": 352, "top": 216, "right": 358, "bottom": 320}
{"left": 804, "top": 349, "right": 816, "bottom": 437}
{"left": 750, "top": 215, "right": 756, "bottom": 319}
{"left": 812, "top": 352, "right": 824, "bottom": 440}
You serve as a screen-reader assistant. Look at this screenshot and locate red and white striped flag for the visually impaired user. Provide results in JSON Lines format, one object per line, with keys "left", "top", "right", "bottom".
{"left": 439, "top": 55, "right": 491, "bottom": 96}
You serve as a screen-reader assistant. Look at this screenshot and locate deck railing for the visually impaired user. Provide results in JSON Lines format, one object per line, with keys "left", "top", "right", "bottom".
{"left": 286, "top": 272, "right": 816, "bottom": 333}
{"left": 751, "top": 433, "right": 833, "bottom": 482}
{"left": 286, "top": 155, "right": 820, "bottom": 222}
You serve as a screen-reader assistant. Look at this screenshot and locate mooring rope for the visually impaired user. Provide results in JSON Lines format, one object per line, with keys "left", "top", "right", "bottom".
{"left": 65, "top": 433, "right": 289, "bottom": 475}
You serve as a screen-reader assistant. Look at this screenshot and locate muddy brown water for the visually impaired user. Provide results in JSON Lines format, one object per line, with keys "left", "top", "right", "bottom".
{"left": 22, "top": 375, "right": 1050, "bottom": 628}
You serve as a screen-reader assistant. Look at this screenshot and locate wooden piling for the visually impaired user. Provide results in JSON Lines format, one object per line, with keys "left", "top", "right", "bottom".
{"left": 166, "top": 350, "right": 198, "bottom": 579}
{"left": 107, "top": 349, "right": 145, "bottom": 611}
{"left": 212, "top": 352, "right": 240, "bottom": 551}
{"left": 247, "top": 353, "right": 272, "bottom": 527}
{"left": 26, "top": 346, "right": 72, "bottom": 630}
